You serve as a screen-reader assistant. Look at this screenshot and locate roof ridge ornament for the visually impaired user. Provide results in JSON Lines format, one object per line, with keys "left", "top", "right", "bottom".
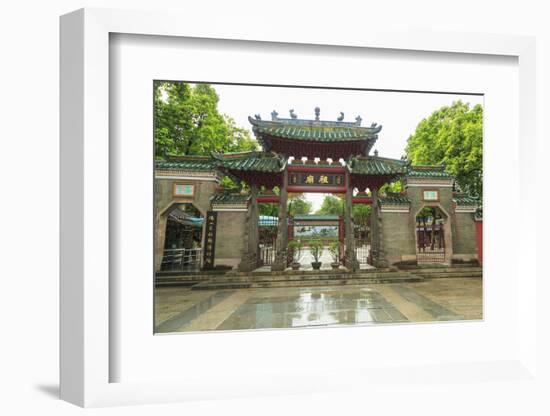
{"left": 314, "top": 107, "right": 320, "bottom": 121}
{"left": 337, "top": 112, "right": 344, "bottom": 121}
{"left": 271, "top": 110, "right": 279, "bottom": 121}
{"left": 289, "top": 109, "right": 297, "bottom": 119}
{"left": 355, "top": 115, "right": 362, "bottom": 126}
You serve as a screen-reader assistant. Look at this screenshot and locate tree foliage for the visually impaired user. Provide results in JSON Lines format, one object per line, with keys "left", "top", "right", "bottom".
{"left": 259, "top": 203, "right": 278, "bottom": 217}
{"left": 353, "top": 204, "right": 371, "bottom": 223}
{"left": 380, "top": 181, "right": 403, "bottom": 194}
{"left": 288, "top": 194, "right": 313, "bottom": 216}
{"left": 315, "top": 194, "right": 371, "bottom": 222}
{"left": 405, "top": 100, "right": 483, "bottom": 197}
{"left": 316, "top": 195, "right": 343, "bottom": 216}
{"left": 258, "top": 194, "right": 313, "bottom": 217}
{"left": 154, "top": 81, "right": 257, "bottom": 157}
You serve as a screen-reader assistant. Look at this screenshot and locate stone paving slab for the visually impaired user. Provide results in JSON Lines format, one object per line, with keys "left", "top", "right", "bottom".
{"left": 155, "top": 278, "right": 482, "bottom": 333}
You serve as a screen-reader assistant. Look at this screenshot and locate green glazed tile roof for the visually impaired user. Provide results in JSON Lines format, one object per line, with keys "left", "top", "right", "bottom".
{"left": 407, "top": 165, "right": 453, "bottom": 179}
{"left": 212, "top": 151, "right": 285, "bottom": 173}
{"left": 379, "top": 193, "right": 411, "bottom": 205}
{"left": 348, "top": 156, "right": 408, "bottom": 175}
{"left": 453, "top": 194, "right": 480, "bottom": 206}
{"left": 155, "top": 155, "right": 216, "bottom": 170}
{"left": 249, "top": 117, "right": 381, "bottom": 142}
{"left": 210, "top": 193, "right": 250, "bottom": 205}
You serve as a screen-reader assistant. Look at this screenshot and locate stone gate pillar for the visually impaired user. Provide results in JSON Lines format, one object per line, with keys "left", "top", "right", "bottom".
{"left": 370, "top": 187, "right": 381, "bottom": 267}
{"left": 272, "top": 169, "right": 288, "bottom": 271}
{"left": 238, "top": 185, "right": 260, "bottom": 271}
{"left": 154, "top": 214, "right": 168, "bottom": 272}
{"left": 344, "top": 176, "right": 359, "bottom": 271}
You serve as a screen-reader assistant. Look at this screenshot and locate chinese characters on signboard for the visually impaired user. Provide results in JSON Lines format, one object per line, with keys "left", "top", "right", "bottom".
{"left": 173, "top": 183, "right": 195, "bottom": 197}
{"left": 422, "top": 190, "right": 439, "bottom": 201}
{"left": 288, "top": 172, "right": 344, "bottom": 187}
{"left": 202, "top": 211, "right": 217, "bottom": 269}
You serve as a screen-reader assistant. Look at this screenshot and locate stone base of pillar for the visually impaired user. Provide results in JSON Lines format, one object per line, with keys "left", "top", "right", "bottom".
{"left": 271, "top": 252, "right": 287, "bottom": 271}
{"left": 370, "top": 249, "right": 389, "bottom": 269}
{"left": 344, "top": 259, "right": 360, "bottom": 272}
{"left": 238, "top": 252, "right": 259, "bottom": 272}
{"left": 344, "top": 250, "right": 359, "bottom": 272}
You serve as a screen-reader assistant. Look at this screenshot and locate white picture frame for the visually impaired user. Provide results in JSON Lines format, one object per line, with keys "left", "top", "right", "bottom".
{"left": 60, "top": 8, "right": 538, "bottom": 408}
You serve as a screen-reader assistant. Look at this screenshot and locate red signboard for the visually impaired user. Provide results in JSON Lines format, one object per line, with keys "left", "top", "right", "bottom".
{"left": 286, "top": 166, "right": 347, "bottom": 193}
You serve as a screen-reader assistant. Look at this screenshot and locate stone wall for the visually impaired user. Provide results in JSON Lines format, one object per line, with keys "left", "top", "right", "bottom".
{"left": 155, "top": 178, "right": 218, "bottom": 216}
{"left": 213, "top": 210, "right": 247, "bottom": 269}
{"left": 379, "top": 210, "right": 416, "bottom": 265}
{"left": 407, "top": 186, "right": 454, "bottom": 216}
{"left": 154, "top": 177, "right": 218, "bottom": 271}
{"left": 451, "top": 211, "right": 478, "bottom": 261}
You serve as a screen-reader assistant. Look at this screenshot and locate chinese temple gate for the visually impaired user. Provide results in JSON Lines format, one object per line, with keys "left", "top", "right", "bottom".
{"left": 154, "top": 108, "right": 481, "bottom": 273}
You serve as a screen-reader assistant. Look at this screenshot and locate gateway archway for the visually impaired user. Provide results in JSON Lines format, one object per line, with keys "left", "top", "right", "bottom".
{"left": 155, "top": 108, "right": 481, "bottom": 272}
{"left": 414, "top": 206, "right": 448, "bottom": 264}
{"left": 159, "top": 202, "right": 204, "bottom": 271}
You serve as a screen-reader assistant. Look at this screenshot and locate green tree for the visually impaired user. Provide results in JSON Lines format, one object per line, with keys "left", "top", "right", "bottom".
{"left": 353, "top": 204, "right": 371, "bottom": 223}
{"left": 258, "top": 193, "right": 313, "bottom": 217}
{"left": 154, "top": 81, "right": 257, "bottom": 157}
{"left": 316, "top": 195, "right": 343, "bottom": 215}
{"left": 380, "top": 181, "right": 403, "bottom": 194}
{"left": 316, "top": 194, "right": 372, "bottom": 222}
{"left": 288, "top": 194, "right": 312, "bottom": 216}
{"left": 405, "top": 100, "right": 483, "bottom": 197}
{"left": 259, "top": 203, "right": 278, "bottom": 218}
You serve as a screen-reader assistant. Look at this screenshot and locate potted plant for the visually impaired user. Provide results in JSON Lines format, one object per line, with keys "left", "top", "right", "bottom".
{"left": 309, "top": 240, "right": 324, "bottom": 270}
{"left": 287, "top": 240, "right": 303, "bottom": 270}
{"left": 328, "top": 242, "right": 340, "bottom": 269}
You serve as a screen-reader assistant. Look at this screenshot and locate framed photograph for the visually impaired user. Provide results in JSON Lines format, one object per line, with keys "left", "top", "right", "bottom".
{"left": 60, "top": 8, "right": 538, "bottom": 408}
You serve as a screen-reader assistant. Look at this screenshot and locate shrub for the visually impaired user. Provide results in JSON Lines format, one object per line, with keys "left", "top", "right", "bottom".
{"left": 287, "top": 240, "right": 303, "bottom": 263}
{"left": 308, "top": 240, "right": 324, "bottom": 263}
{"left": 328, "top": 242, "right": 340, "bottom": 263}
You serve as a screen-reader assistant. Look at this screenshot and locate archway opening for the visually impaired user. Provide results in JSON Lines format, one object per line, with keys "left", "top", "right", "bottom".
{"left": 161, "top": 203, "right": 204, "bottom": 271}
{"left": 415, "top": 206, "right": 447, "bottom": 264}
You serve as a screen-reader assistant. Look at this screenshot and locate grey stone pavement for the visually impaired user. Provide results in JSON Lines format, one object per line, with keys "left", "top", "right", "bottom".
{"left": 155, "top": 277, "right": 482, "bottom": 333}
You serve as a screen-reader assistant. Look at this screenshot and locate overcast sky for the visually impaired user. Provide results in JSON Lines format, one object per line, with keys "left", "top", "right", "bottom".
{"left": 211, "top": 83, "right": 483, "bottom": 211}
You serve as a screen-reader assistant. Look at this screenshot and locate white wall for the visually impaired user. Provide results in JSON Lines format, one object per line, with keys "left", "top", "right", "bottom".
{"left": 1, "top": 1, "right": 548, "bottom": 415}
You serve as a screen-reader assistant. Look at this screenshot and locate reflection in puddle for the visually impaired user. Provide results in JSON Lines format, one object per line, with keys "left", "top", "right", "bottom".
{"left": 217, "top": 287, "right": 407, "bottom": 330}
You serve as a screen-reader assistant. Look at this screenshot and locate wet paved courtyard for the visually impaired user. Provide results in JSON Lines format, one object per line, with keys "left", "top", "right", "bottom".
{"left": 155, "top": 278, "right": 482, "bottom": 333}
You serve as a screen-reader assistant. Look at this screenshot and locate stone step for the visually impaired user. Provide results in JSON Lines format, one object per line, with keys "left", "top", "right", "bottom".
{"left": 157, "top": 267, "right": 401, "bottom": 286}
{"left": 412, "top": 268, "right": 481, "bottom": 274}
{"left": 224, "top": 268, "right": 394, "bottom": 277}
{"left": 418, "top": 271, "right": 482, "bottom": 279}
{"left": 214, "top": 272, "right": 412, "bottom": 284}
{"left": 191, "top": 273, "right": 423, "bottom": 290}
{"left": 155, "top": 274, "right": 215, "bottom": 287}
{"left": 250, "top": 276, "right": 423, "bottom": 288}
{"left": 191, "top": 282, "right": 253, "bottom": 290}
